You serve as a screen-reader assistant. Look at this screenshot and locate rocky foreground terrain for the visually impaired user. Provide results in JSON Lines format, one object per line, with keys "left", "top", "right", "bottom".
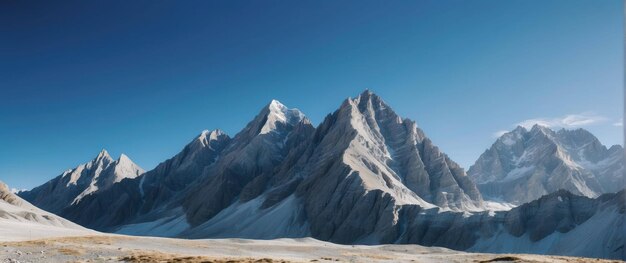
{"left": 4, "top": 180, "right": 623, "bottom": 263}
{"left": 1, "top": 235, "right": 623, "bottom": 263}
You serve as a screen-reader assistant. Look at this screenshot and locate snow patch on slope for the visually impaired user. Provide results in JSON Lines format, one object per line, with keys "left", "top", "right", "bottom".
{"left": 185, "top": 195, "right": 310, "bottom": 239}
{"left": 115, "top": 213, "right": 189, "bottom": 238}
{"left": 469, "top": 206, "right": 624, "bottom": 259}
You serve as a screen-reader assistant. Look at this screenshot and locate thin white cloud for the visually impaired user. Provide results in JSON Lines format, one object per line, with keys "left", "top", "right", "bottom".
{"left": 614, "top": 118, "right": 623, "bottom": 127}
{"left": 493, "top": 130, "right": 508, "bottom": 138}
{"left": 10, "top": 188, "right": 25, "bottom": 194}
{"left": 492, "top": 112, "right": 608, "bottom": 138}
{"left": 516, "top": 113, "right": 607, "bottom": 129}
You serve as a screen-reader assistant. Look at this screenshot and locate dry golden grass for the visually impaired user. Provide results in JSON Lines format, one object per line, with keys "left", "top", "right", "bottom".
{"left": 0, "top": 234, "right": 125, "bottom": 247}
{"left": 56, "top": 247, "right": 85, "bottom": 256}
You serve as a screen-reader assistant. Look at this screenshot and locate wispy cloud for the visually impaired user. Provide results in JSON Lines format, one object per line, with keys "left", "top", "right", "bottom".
{"left": 492, "top": 112, "right": 608, "bottom": 138}
{"left": 614, "top": 118, "right": 623, "bottom": 127}
{"left": 493, "top": 130, "right": 509, "bottom": 138}
{"left": 10, "top": 188, "right": 25, "bottom": 194}
{"left": 516, "top": 113, "right": 607, "bottom": 129}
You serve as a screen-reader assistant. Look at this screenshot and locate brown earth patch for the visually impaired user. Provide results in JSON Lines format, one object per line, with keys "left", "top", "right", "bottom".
{"left": 56, "top": 247, "right": 85, "bottom": 256}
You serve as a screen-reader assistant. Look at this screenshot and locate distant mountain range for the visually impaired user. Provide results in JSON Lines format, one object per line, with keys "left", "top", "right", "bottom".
{"left": 16, "top": 90, "right": 625, "bottom": 260}
{"left": 469, "top": 125, "right": 624, "bottom": 204}
{"left": 19, "top": 150, "right": 144, "bottom": 214}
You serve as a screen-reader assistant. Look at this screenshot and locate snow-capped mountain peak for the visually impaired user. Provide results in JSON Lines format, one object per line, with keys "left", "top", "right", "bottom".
{"left": 260, "top": 99, "right": 306, "bottom": 135}
{"left": 96, "top": 149, "right": 112, "bottom": 161}
{"left": 118, "top": 153, "right": 131, "bottom": 163}
{"left": 113, "top": 153, "right": 144, "bottom": 184}
{"left": 469, "top": 126, "right": 624, "bottom": 203}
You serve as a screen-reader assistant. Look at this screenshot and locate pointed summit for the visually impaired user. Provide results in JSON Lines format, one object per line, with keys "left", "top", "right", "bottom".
{"left": 257, "top": 99, "right": 306, "bottom": 135}
{"left": 296, "top": 90, "right": 482, "bottom": 215}
{"left": 512, "top": 125, "right": 527, "bottom": 133}
{"left": 118, "top": 153, "right": 131, "bottom": 163}
{"left": 111, "top": 153, "right": 144, "bottom": 184}
{"left": 530, "top": 123, "right": 553, "bottom": 134}
{"left": 95, "top": 149, "right": 112, "bottom": 162}
{"left": 359, "top": 88, "right": 374, "bottom": 97}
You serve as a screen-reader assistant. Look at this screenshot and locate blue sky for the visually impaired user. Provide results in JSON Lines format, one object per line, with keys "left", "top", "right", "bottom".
{"left": 1, "top": 0, "right": 623, "bottom": 190}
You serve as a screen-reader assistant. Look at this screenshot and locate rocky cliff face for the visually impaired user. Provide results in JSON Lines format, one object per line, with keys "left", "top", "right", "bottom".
{"left": 283, "top": 90, "right": 483, "bottom": 243}
{"left": 468, "top": 125, "right": 624, "bottom": 204}
{"left": 175, "top": 91, "right": 484, "bottom": 245}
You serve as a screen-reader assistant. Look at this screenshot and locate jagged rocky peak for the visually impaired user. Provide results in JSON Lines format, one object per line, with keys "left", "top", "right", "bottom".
{"left": 96, "top": 148, "right": 112, "bottom": 159}
{"left": 63, "top": 149, "right": 114, "bottom": 186}
{"left": 225, "top": 99, "right": 310, "bottom": 148}
{"left": 259, "top": 99, "right": 306, "bottom": 135}
{"left": 111, "top": 153, "right": 145, "bottom": 184}
{"left": 300, "top": 89, "right": 482, "bottom": 212}
{"left": 192, "top": 129, "right": 230, "bottom": 149}
{"left": 495, "top": 126, "right": 527, "bottom": 146}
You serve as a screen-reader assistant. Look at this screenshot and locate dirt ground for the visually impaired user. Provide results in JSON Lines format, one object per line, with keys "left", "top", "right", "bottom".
{"left": 1, "top": 235, "right": 622, "bottom": 263}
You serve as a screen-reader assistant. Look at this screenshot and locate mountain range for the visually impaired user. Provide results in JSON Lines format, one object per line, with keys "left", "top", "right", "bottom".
{"left": 469, "top": 125, "right": 624, "bottom": 204}
{"left": 19, "top": 150, "right": 144, "bottom": 214}
{"left": 16, "top": 90, "right": 625, "bottom": 260}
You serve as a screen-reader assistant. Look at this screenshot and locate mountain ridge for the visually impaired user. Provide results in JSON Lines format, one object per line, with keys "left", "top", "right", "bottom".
{"left": 19, "top": 150, "right": 144, "bottom": 213}
{"left": 15, "top": 90, "right": 626, "bottom": 260}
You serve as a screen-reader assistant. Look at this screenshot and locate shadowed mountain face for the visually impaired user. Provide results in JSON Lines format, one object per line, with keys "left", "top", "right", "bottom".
{"left": 179, "top": 90, "right": 483, "bottom": 244}
{"left": 17, "top": 91, "right": 625, "bottom": 260}
{"left": 468, "top": 125, "right": 625, "bottom": 204}
{"left": 57, "top": 129, "right": 231, "bottom": 229}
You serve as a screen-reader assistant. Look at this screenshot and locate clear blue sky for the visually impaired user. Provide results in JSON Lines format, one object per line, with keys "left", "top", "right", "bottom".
{"left": 1, "top": 0, "right": 623, "bottom": 190}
